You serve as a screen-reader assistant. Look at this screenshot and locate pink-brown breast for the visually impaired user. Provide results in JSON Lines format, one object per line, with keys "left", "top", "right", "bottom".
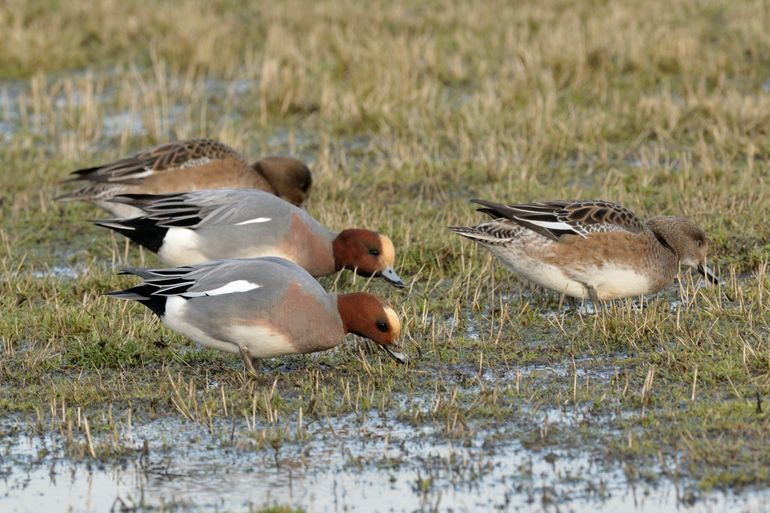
{"left": 279, "top": 213, "right": 336, "bottom": 277}
{"left": 255, "top": 281, "right": 345, "bottom": 354}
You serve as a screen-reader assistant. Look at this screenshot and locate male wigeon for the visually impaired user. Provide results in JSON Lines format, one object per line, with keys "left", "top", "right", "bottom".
{"left": 108, "top": 257, "right": 406, "bottom": 371}
{"left": 94, "top": 189, "right": 405, "bottom": 287}
{"left": 57, "top": 138, "right": 312, "bottom": 217}
{"left": 451, "top": 199, "right": 718, "bottom": 301}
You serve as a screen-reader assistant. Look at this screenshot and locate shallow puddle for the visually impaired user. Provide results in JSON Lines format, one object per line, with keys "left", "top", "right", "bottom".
{"left": 2, "top": 414, "right": 769, "bottom": 513}
{"left": 30, "top": 266, "right": 81, "bottom": 280}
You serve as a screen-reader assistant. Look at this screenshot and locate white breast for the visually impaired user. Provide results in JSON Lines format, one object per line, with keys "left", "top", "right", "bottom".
{"left": 487, "top": 245, "right": 652, "bottom": 300}
{"left": 163, "top": 297, "right": 239, "bottom": 354}
{"left": 488, "top": 245, "right": 590, "bottom": 298}
{"left": 163, "top": 297, "right": 295, "bottom": 358}
{"left": 227, "top": 325, "right": 295, "bottom": 358}
{"left": 581, "top": 265, "right": 652, "bottom": 300}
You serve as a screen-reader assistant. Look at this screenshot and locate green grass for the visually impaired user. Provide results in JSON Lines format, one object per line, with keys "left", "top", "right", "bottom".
{"left": 1, "top": 0, "right": 770, "bottom": 505}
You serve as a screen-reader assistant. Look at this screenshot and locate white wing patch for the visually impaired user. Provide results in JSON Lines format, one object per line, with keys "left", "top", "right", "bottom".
{"left": 180, "top": 157, "right": 213, "bottom": 168}
{"left": 109, "top": 167, "right": 154, "bottom": 181}
{"left": 517, "top": 218, "right": 585, "bottom": 238}
{"left": 234, "top": 217, "right": 272, "bottom": 226}
{"left": 182, "top": 280, "right": 260, "bottom": 298}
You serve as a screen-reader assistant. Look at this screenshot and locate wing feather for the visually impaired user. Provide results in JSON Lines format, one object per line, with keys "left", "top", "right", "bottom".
{"left": 68, "top": 139, "right": 243, "bottom": 184}
{"left": 470, "top": 199, "right": 645, "bottom": 240}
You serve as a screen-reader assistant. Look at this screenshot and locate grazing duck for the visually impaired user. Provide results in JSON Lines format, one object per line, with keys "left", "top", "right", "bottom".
{"left": 58, "top": 138, "right": 312, "bottom": 217}
{"left": 450, "top": 199, "right": 718, "bottom": 301}
{"left": 94, "top": 189, "right": 405, "bottom": 287}
{"left": 108, "top": 257, "right": 406, "bottom": 372}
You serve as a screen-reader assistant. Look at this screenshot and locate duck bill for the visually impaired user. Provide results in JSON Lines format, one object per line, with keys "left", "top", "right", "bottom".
{"left": 380, "top": 344, "right": 408, "bottom": 364}
{"left": 380, "top": 267, "right": 405, "bottom": 288}
{"left": 697, "top": 263, "right": 720, "bottom": 285}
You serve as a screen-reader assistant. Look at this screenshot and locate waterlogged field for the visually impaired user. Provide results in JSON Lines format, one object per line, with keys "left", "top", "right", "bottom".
{"left": 1, "top": 1, "right": 770, "bottom": 512}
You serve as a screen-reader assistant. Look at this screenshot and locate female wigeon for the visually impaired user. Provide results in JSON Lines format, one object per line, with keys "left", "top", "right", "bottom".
{"left": 94, "top": 189, "right": 405, "bottom": 287}
{"left": 108, "top": 257, "right": 406, "bottom": 371}
{"left": 57, "top": 138, "right": 312, "bottom": 217}
{"left": 451, "top": 199, "right": 718, "bottom": 301}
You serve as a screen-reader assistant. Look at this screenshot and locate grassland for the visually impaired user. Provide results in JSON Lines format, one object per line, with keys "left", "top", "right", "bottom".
{"left": 1, "top": 0, "right": 770, "bottom": 510}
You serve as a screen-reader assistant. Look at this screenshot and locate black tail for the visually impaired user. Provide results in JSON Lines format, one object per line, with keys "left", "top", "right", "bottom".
{"left": 93, "top": 217, "right": 168, "bottom": 253}
{"left": 107, "top": 284, "right": 168, "bottom": 317}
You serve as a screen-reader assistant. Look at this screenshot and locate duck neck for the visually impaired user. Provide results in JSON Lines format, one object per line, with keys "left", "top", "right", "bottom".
{"left": 644, "top": 221, "right": 681, "bottom": 285}
{"left": 652, "top": 230, "right": 676, "bottom": 258}
{"left": 331, "top": 233, "right": 349, "bottom": 272}
{"left": 249, "top": 161, "right": 278, "bottom": 194}
{"left": 336, "top": 293, "right": 367, "bottom": 335}
{"left": 283, "top": 213, "right": 336, "bottom": 276}
{"left": 645, "top": 218, "right": 679, "bottom": 260}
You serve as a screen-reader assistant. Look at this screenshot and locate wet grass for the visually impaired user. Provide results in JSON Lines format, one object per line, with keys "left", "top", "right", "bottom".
{"left": 2, "top": 0, "right": 770, "bottom": 510}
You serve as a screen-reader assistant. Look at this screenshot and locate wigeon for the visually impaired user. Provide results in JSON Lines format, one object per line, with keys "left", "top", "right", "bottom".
{"left": 108, "top": 257, "right": 406, "bottom": 371}
{"left": 451, "top": 199, "right": 718, "bottom": 301}
{"left": 94, "top": 189, "right": 405, "bottom": 287}
{"left": 57, "top": 138, "right": 312, "bottom": 217}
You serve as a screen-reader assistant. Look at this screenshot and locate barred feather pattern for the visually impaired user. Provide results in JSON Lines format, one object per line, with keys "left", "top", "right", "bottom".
{"left": 70, "top": 139, "right": 242, "bottom": 184}
{"left": 471, "top": 199, "right": 645, "bottom": 240}
{"left": 448, "top": 222, "right": 526, "bottom": 246}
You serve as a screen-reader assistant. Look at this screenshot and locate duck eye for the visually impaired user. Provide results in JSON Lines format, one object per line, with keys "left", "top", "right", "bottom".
{"left": 376, "top": 321, "right": 388, "bottom": 332}
{"left": 369, "top": 248, "right": 380, "bottom": 256}
{"left": 696, "top": 239, "right": 703, "bottom": 247}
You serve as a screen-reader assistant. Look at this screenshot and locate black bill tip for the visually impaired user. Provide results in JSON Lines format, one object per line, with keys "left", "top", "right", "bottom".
{"left": 380, "top": 266, "right": 405, "bottom": 288}
{"left": 381, "top": 344, "right": 408, "bottom": 364}
{"left": 697, "top": 263, "right": 720, "bottom": 285}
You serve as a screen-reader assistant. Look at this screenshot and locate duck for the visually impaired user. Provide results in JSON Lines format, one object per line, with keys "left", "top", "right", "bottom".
{"left": 57, "top": 138, "right": 312, "bottom": 217}
{"left": 94, "top": 189, "right": 405, "bottom": 287}
{"left": 108, "top": 257, "right": 406, "bottom": 372}
{"left": 450, "top": 199, "right": 718, "bottom": 301}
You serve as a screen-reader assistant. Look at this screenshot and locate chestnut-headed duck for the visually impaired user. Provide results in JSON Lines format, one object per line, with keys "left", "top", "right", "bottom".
{"left": 95, "top": 189, "right": 405, "bottom": 287}
{"left": 108, "top": 257, "right": 406, "bottom": 371}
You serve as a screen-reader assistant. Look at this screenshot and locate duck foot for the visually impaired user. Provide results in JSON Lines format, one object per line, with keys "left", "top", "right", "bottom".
{"left": 238, "top": 345, "right": 258, "bottom": 378}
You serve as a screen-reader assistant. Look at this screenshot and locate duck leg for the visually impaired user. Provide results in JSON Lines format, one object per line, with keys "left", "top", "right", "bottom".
{"left": 558, "top": 291, "right": 581, "bottom": 314}
{"left": 238, "top": 344, "right": 258, "bottom": 377}
{"left": 586, "top": 285, "right": 604, "bottom": 314}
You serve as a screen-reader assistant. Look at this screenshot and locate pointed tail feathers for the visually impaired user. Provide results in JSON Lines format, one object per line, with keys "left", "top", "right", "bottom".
{"left": 107, "top": 283, "right": 167, "bottom": 317}
{"left": 93, "top": 217, "right": 168, "bottom": 253}
{"left": 449, "top": 225, "right": 515, "bottom": 244}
